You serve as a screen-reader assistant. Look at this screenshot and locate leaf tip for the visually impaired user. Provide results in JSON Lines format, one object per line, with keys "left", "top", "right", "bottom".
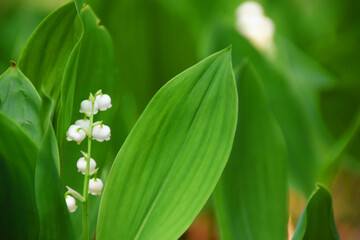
{"left": 314, "top": 183, "right": 331, "bottom": 197}
{"left": 218, "top": 45, "right": 232, "bottom": 56}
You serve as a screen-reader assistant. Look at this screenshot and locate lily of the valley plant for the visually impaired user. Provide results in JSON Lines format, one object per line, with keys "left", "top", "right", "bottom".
{"left": 64, "top": 89, "right": 111, "bottom": 240}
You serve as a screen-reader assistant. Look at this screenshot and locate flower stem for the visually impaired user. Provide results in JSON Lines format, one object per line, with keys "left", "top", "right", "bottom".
{"left": 82, "top": 103, "right": 94, "bottom": 240}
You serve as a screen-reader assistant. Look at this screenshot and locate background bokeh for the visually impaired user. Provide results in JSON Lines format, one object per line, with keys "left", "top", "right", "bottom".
{"left": 0, "top": 0, "right": 359, "bottom": 239}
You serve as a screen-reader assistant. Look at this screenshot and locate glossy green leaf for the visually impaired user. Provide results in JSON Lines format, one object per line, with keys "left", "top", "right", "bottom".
{"left": 18, "top": 1, "right": 81, "bottom": 104}
{"left": 35, "top": 126, "right": 75, "bottom": 240}
{"left": 0, "top": 64, "right": 42, "bottom": 145}
{"left": 292, "top": 185, "right": 339, "bottom": 240}
{"left": 0, "top": 112, "right": 39, "bottom": 240}
{"left": 97, "top": 48, "right": 237, "bottom": 240}
{"left": 213, "top": 63, "right": 288, "bottom": 240}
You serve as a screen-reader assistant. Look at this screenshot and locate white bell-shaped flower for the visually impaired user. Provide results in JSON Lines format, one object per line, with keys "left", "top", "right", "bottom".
{"left": 76, "top": 157, "right": 96, "bottom": 175}
{"left": 65, "top": 195, "right": 77, "bottom": 213}
{"left": 80, "top": 99, "right": 98, "bottom": 115}
{"left": 75, "top": 119, "right": 90, "bottom": 132}
{"left": 92, "top": 124, "right": 111, "bottom": 142}
{"left": 95, "top": 94, "right": 112, "bottom": 111}
{"left": 89, "top": 178, "right": 103, "bottom": 195}
{"left": 66, "top": 125, "right": 86, "bottom": 144}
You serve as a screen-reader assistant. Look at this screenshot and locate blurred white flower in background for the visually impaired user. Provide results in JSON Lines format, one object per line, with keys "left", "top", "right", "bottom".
{"left": 235, "top": 1, "right": 275, "bottom": 53}
{"left": 236, "top": 1, "right": 264, "bottom": 18}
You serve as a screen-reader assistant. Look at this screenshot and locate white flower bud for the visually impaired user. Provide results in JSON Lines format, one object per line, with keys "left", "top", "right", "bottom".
{"left": 95, "top": 94, "right": 112, "bottom": 111}
{"left": 76, "top": 157, "right": 96, "bottom": 175}
{"left": 66, "top": 125, "right": 86, "bottom": 144}
{"left": 92, "top": 124, "right": 111, "bottom": 142}
{"left": 65, "top": 195, "right": 77, "bottom": 213}
{"left": 89, "top": 178, "right": 103, "bottom": 195}
{"left": 75, "top": 119, "right": 90, "bottom": 132}
{"left": 80, "top": 99, "right": 98, "bottom": 115}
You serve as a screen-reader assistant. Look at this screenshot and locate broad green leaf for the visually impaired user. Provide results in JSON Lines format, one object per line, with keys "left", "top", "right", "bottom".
{"left": 213, "top": 63, "right": 288, "bottom": 240}
{"left": 18, "top": 1, "right": 82, "bottom": 103}
{"left": 35, "top": 125, "right": 75, "bottom": 240}
{"left": 97, "top": 48, "right": 237, "bottom": 240}
{"left": 0, "top": 112, "right": 39, "bottom": 240}
{"left": 292, "top": 185, "right": 339, "bottom": 240}
{"left": 0, "top": 63, "right": 42, "bottom": 145}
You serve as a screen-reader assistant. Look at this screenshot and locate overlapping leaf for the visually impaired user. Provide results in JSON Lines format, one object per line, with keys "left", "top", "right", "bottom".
{"left": 35, "top": 126, "right": 75, "bottom": 240}
{"left": 0, "top": 66, "right": 41, "bottom": 240}
{"left": 0, "top": 64, "right": 42, "bottom": 145}
{"left": 292, "top": 185, "right": 339, "bottom": 240}
{"left": 213, "top": 63, "right": 288, "bottom": 240}
{"left": 97, "top": 48, "right": 238, "bottom": 240}
{"left": 0, "top": 113, "right": 39, "bottom": 240}
{"left": 0, "top": 64, "right": 71, "bottom": 239}
{"left": 18, "top": 2, "right": 81, "bottom": 103}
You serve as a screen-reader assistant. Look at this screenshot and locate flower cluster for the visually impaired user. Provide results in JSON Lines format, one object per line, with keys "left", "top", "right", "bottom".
{"left": 64, "top": 90, "right": 110, "bottom": 213}
{"left": 235, "top": 1, "right": 275, "bottom": 52}
{"left": 66, "top": 94, "right": 111, "bottom": 144}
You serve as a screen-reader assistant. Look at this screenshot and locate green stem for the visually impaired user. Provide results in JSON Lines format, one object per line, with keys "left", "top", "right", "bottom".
{"left": 82, "top": 104, "right": 94, "bottom": 240}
